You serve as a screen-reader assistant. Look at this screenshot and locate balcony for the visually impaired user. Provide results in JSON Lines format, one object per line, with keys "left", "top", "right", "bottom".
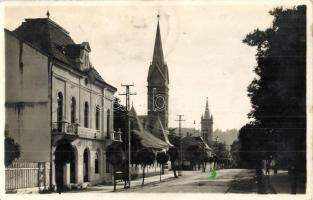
{"left": 52, "top": 121, "right": 78, "bottom": 145}
{"left": 52, "top": 121, "right": 78, "bottom": 135}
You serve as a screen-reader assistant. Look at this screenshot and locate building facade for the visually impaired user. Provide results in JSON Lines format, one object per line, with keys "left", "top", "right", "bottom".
{"left": 201, "top": 98, "right": 213, "bottom": 145}
{"left": 5, "top": 17, "right": 119, "bottom": 190}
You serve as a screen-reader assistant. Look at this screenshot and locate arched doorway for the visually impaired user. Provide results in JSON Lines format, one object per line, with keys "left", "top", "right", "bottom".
{"left": 83, "top": 148, "right": 90, "bottom": 182}
{"left": 70, "top": 147, "right": 78, "bottom": 183}
{"left": 54, "top": 140, "right": 75, "bottom": 191}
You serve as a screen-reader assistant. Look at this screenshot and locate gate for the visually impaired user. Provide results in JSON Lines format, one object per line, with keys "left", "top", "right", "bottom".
{"left": 5, "top": 162, "right": 47, "bottom": 191}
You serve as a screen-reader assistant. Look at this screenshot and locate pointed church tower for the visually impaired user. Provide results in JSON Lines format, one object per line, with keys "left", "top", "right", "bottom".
{"left": 201, "top": 98, "right": 213, "bottom": 144}
{"left": 147, "top": 14, "right": 169, "bottom": 132}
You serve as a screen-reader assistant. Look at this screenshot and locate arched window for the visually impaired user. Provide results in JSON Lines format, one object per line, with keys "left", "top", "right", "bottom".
{"left": 95, "top": 151, "right": 99, "bottom": 174}
{"left": 84, "top": 102, "right": 89, "bottom": 128}
{"left": 57, "top": 92, "right": 63, "bottom": 131}
{"left": 107, "top": 109, "right": 110, "bottom": 138}
{"left": 95, "top": 106, "right": 100, "bottom": 130}
{"left": 83, "top": 148, "right": 89, "bottom": 182}
{"left": 70, "top": 97, "right": 76, "bottom": 124}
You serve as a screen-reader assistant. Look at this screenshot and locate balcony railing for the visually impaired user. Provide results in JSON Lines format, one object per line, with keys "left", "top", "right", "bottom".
{"left": 78, "top": 127, "right": 102, "bottom": 139}
{"left": 52, "top": 121, "right": 78, "bottom": 135}
{"left": 52, "top": 121, "right": 122, "bottom": 141}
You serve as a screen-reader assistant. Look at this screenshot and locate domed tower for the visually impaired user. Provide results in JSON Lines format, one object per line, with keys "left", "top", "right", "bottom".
{"left": 147, "top": 14, "right": 169, "bottom": 131}
{"left": 201, "top": 98, "right": 213, "bottom": 144}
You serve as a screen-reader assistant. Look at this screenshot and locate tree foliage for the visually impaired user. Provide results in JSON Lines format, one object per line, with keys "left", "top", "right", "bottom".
{"left": 137, "top": 148, "right": 156, "bottom": 185}
{"left": 5, "top": 136, "right": 21, "bottom": 167}
{"left": 106, "top": 142, "right": 125, "bottom": 169}
{"left": 156, "top": 151, "right": 169, "bottom": 165}
{"left": 54, "top": 140, "right": 75, "bottom": 166}
{"left": 239, "top": 5, "right": 306, "bottom": 176}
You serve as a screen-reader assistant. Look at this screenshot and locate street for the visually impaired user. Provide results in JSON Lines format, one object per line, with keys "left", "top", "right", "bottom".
{"left": 121, "top": 169, "right": 256, "bottom": 193}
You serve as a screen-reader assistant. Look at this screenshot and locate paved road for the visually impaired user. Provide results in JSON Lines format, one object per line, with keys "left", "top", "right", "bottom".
{"left": 121, "top": 169, "right": 256, "bottom": 193}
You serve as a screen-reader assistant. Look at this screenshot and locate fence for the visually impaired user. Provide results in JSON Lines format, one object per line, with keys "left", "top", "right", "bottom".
{"left": 5, "top": 162, "right": 48, "bottom": 192}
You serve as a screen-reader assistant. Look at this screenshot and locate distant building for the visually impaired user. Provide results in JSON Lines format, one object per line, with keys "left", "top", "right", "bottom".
{"left": 5, "top": 16, "right": 118, "bottom": 191}
{"left": 201, "top": 98, "right": 213, "bottom": 145}
{"left": 170, "top": 128, "right": 201, "bottom": 138}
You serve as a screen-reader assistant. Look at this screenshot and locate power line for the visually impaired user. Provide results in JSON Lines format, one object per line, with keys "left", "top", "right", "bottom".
{"left": 175, "top": 114, "right": 185, "bottom": 176}
{"left": 119, "top": 83, "right": 136, "bottom": 188}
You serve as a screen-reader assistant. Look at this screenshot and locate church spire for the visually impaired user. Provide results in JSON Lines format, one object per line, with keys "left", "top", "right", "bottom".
{"left": 204, "top": 97, "right": 210, "bottom": 119}
{"left": 152, "top": 13, "right": 164, "bottom": 65}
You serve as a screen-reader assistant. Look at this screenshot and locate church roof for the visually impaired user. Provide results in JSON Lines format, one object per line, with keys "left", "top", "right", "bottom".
{"left": 11, "top": 17, "right": 116, "bottom": 91}
{"left": 152, "top": 20, "right": 164, "bottom": 65}
{"left": 203, "top": 97, "right": 212, "bottom": 119}
{"left": 129, "top": 106, "right": 170, "bottom": 151}
{"left": 147, "top": 16, "right": 169, "bottom": 84}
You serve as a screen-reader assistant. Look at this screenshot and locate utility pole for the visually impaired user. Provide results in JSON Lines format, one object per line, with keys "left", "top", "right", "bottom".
{"left": 119, "top": 84, "right": 136, "bottom": 188}
{"left": 175, "top": 114, "right": 185, "bottom": 176}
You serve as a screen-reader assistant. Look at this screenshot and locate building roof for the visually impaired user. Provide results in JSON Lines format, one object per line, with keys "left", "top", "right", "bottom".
{"left": 182, "top": 136, "right": 212, "bottom": 151}
{"left": 11, "top": 17, "right": 116, "bottom": 91}
{"left": 130, "top": 106, "right": 170, "bottom": 151}
{"left": 152, "top": 20, "right": 164, "bottom": 66}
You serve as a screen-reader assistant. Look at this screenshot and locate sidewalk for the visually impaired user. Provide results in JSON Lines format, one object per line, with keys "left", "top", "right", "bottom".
{"left": 268, "top": 170, "right": 305, "bottom": 194}
{"left": 66, "top": 172, "right": 177, "bottom": 193}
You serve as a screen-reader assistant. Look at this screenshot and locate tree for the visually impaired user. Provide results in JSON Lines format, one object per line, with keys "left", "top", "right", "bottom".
{"left": 137, "top": 148, "right": 156, "bottom": 185}
{"left": 212, "top": 141, "right": 229, "bottom": 168}
{"left": 113, "top": 97, "right": 127, "bottom": 140}
{"left": 230, "top": 140, "right": 244, "bottom": 168}
{"left": 156, "top": 151, "right": 169, "bottom": 181}
{"left": 106, "top": 142, "right": 125, "bottom": 191}
{"left": 5, "top": 136, "right": 20, "bottom": 167}
{"left": 241, "top": 6, "right": 306, "bottom": 194}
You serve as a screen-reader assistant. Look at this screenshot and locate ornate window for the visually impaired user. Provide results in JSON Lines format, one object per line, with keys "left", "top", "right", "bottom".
{"left": 84, "top": 102, "right": 89, "bottom": 128}
{"left": 70, "top": 97, "right": 76, "bottom": 124}
{"left": 57, "top": 92, "right": 63, "bottom": 131}
{"left": 95, "top": 106, "right": 100, "bottom": 130}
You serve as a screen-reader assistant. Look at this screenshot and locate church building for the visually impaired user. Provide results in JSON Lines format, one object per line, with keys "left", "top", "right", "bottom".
{"left": 146, "top": 14, "right": 169, "bottom": 134}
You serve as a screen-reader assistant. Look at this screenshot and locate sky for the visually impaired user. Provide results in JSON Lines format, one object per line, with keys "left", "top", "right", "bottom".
{"left": 3, "top": 2, "right": 297, "bottom": 131}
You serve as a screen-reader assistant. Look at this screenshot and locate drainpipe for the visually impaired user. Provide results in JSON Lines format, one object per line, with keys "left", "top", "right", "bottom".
{"left": 48, "top": 58, "right": 53, "bottom": 189}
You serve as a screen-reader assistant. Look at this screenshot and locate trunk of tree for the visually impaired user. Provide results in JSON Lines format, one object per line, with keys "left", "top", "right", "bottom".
{"left": 160, "top": 164, "right": 162, "bottom": 181}
{"left": 162, "top": 164, "right": 165, "bottom": 175}
{"left": 202, "top": 162, "right": 206, "bottom": 172}
{"left": 289, "top": 165, "right": 297, "bottom": 194}
{"left": 113, "top": 167, "right": 116, "bottom": 192}
{"left": 255, "top": 160, "right": 266, "bottom": 194}
{"left": 172, "top": 161, "right": 178, "bottom": 178}
{"left": 142, "top": 165, "right": 145, "bottom": 185}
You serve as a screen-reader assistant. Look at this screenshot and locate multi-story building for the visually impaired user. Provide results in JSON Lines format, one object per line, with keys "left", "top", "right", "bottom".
{"left": 5, "top": 16, "right": 119, "bottom": 190}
